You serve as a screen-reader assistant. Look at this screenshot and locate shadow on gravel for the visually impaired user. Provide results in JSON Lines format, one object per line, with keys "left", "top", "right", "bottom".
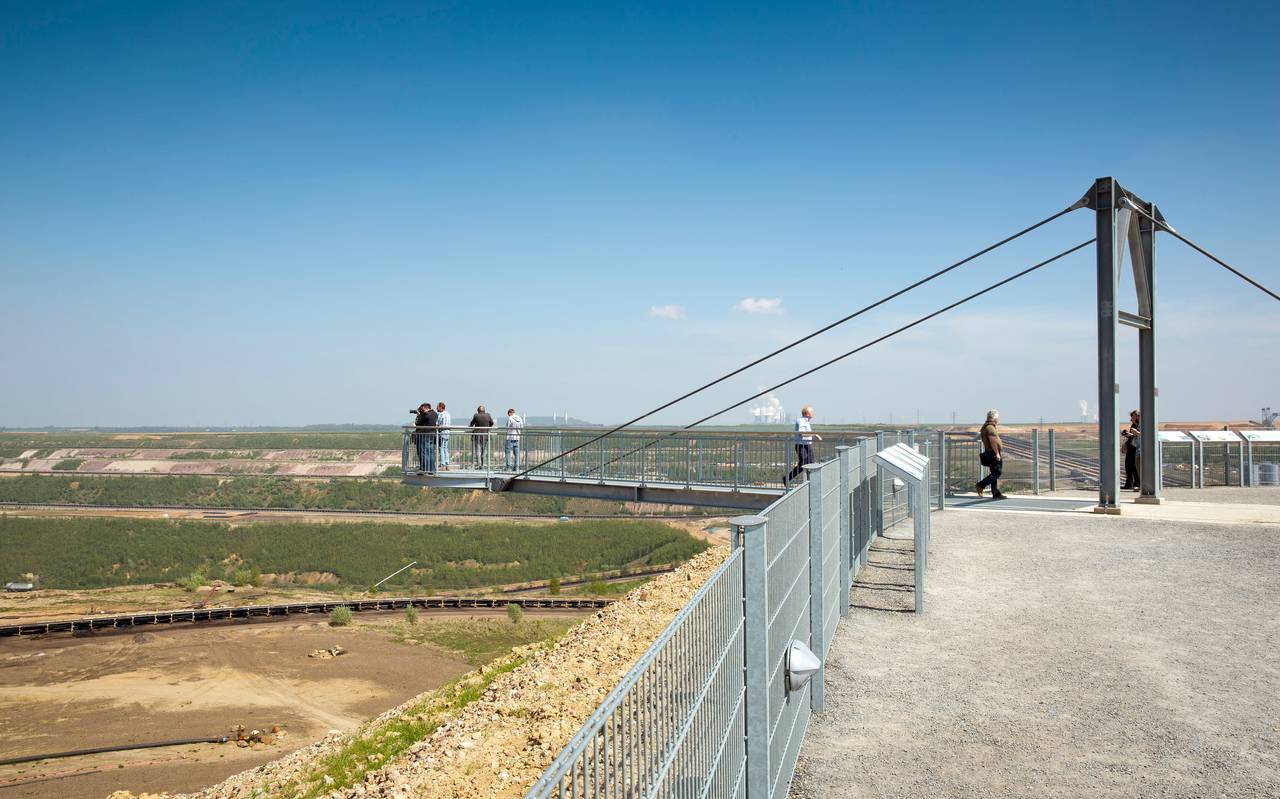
{"left": 851, "top": 534, "right": 917, "bottom": 613}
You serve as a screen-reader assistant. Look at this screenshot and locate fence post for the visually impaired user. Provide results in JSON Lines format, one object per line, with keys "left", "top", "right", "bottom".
{"left": 1032, "top": 428, "right": 1041, "bottom": 495}
{"left": 733, "top": 514, "right": 770, "bottom": 799}
{"left": 1237, "top": 439, "right": 1245, "bottom": 487}
{"left": 804, "top": 464, "right": 827, "bottom": 712}
{"left": 858, "top": 441, "right": 872, "bottom": 572}
{"left": 872, "top": 434, "right": 885, "bottom": 538}
{"left": 1049, "top": 429, "right": 1057, "bottom": 491}
{"left": 936, "top": 430, "right": 946, "bottom": 510}
{"left": 914, "top": 466, "right": 929, "bottom": 615}
{"left": 836, "top": 447, "right": 852, "bottom": 608}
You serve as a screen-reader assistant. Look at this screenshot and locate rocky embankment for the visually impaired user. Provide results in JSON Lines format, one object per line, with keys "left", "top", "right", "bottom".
{"left": 111, "top": 545, "right": 729, "bottom": 799}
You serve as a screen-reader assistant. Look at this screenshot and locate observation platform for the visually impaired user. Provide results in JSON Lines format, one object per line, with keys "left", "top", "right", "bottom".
{"left": 400, "top": 425, "right": 871, "bottom": 510}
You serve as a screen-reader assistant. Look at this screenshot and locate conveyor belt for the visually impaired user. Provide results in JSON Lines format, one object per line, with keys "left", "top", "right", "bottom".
{"left": 0, "top": 595, "right": 611, "bottom": 638}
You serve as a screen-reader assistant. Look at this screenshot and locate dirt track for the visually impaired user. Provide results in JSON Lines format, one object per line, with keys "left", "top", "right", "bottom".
{"left": 0, "top": 612, "right": 576, "bottom": 799}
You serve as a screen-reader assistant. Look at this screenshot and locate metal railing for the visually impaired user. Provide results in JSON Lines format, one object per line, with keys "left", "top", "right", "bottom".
{"left": 523, "top": 437, "right": 929, "bottom": 799}
{"left": 401, "top": 426, "right": 867, "bottom": 490}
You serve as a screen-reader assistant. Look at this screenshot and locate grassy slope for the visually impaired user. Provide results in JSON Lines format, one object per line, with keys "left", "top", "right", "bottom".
{"left": 0, "top": 515, "right": 708, "bottom": 590}
{"left": 0, "top": 473, "right": 689, "bottom": 516}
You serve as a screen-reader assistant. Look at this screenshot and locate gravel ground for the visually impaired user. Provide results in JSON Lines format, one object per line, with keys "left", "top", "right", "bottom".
{"left": 790, "top": 510, "right": 1280, "bottom": 798}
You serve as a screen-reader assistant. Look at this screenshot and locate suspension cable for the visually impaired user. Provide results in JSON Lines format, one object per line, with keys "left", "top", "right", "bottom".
{"left": 507, "top": 201, "right": 1088, "bottom": 483}
{"left": 678, "top": 239, "right": 1094, "bottom": 428}
{"left": 510, "top": 239, "right": 1092, "bottom": 487}
{"left": 1124, "top": 200, "right": 1279, "bottom": 302}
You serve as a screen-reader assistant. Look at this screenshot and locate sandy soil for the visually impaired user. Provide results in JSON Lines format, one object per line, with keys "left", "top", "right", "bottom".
{"left": 0, "top": 618, "right": 480, "bottom": 799}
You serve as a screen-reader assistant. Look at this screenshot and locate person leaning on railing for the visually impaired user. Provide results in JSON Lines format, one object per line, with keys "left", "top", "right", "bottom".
{"left": 469, "top": 405, "right": 495, "bottom": 468}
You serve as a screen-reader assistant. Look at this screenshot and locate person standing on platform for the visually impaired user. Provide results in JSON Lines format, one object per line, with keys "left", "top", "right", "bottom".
{"left": 411, "top": 402, "right": 439, "bottom": 474}
{"left": 436, "top": 402, "right": 452, "bottom": 470}
{"left": 976, "top": 409, "right": 1006, "bottom": 499}
{"left": 469, "top": 405, "right": 495, "bottom": 468}
{"left": 786, "top": 406, "right": 823, "bottom": 485}
{"left": 505, "top": 408, "right": 524, "bottom": 470}
{"left": 1121, "top": 409, "right": 1141, "bottom": 490}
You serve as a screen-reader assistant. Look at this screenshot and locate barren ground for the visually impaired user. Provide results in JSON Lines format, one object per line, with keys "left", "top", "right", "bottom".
{"left": 0, "top": 609, "right": 583, "bottom": 799}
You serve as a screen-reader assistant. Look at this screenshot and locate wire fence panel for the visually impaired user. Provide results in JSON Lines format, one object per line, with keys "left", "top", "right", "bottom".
{"left": 1249, "top": 442, "right": 1280, "bottom": 486}
{"left": 759, "top": 486, "right": 813, "bottom": 799}
{"left": 523, "top": 550, "right": 747, "bottom": 799}
{"left": 524, "top": 438, "right": 931, "bottom": 799}
{"left": 818, "top": 462, "right": 842, "bottom": 657}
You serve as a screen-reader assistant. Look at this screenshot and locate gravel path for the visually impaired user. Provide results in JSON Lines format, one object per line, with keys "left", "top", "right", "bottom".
{"left": 791, "top": 509, "right": 1280, "bottom": 798}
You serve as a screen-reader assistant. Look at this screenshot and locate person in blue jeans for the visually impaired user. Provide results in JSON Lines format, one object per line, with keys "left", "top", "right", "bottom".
{"left": 436, "top": 401, "right": 452, "bottom": 470}
{"left": 411, "top": 402, "right": 438, "bottom": 473}
{"left": 505, "top": 408, "right": 524, "bottom": 470}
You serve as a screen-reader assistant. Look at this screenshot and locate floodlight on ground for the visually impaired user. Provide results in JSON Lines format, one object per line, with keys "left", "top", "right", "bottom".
{"left": 785, "top": 639, "right": 821, "bottom": 693}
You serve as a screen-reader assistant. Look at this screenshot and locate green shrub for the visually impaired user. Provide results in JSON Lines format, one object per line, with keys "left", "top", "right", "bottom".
{"left": 506, "top": 603, "right": 523, "bottom": 624}
{"left": 548, "top": 577, "right": 561, "bottom": 595}
{"left": 178, "top": 567, "right": 207, "bottom": 592}
{"left": 231, "top": 568, "right": 258, "bottom": 587}
{"left": 51, "top": 458, "right": 83, "bottom": 471}
{"left": 405, "top": 605, "right": 419, "bottom": 625}
{"left": 586, "top": 579, "right": 608, "bottom": 595}
{"left": 329, "top": 606, "right": 354, "bottom": 626}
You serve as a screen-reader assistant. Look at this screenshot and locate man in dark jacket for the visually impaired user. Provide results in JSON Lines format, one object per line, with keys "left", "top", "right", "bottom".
{"left": 469, "top": 405, "right": 495, "bottom": 468}
{"left": 412, "top": 402, "right": 439, "bottom": 473}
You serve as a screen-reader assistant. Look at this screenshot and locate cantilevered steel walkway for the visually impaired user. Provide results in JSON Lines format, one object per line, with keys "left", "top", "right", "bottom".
{"left": 400, "top": 426, "right": 870, "bottom": 509}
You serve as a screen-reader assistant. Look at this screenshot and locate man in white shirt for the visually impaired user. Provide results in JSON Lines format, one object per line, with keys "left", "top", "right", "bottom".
{"left": 505, "top": 408, "right": 524, "bottom": 470}
{"left": 786, "top": 406, "right": 823, "bottom": 485}
{"left": 436, "top": 402, "right": 452, "bottom": 470}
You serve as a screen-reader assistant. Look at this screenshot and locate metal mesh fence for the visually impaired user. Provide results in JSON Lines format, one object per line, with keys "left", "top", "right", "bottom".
{"left": 761, "top": 486, "right": 812, "bottom": 799}
{"left": 523, "top": 550, "right": 747, "bottom": 799}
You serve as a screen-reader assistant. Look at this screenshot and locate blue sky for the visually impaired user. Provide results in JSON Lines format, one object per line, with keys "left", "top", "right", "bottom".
{"left": 2, "top": 1, "right": 1277, "bottom": 427}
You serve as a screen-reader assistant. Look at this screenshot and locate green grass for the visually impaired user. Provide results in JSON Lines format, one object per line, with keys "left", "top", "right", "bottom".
{"left": 0, "top": 514, "right": 709, "bottom": 590}
{"left": 385, "top": 617, "right": 578, "bottom": 665}
{"left": 569, "top": 576, "right": 652, "bottom": 596}
{"left": 50, "top": 458, "right": 83, "bottom": 471}
{"left": 287, "top": 648, "right": 536, "bottom": 799}
{"left": 0, "top": 473, "right": 725, "bottom": 516}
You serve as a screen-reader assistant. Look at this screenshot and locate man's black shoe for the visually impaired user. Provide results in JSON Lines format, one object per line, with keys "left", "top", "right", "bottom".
{"left": 992, "top": 492, "right": 1008, "bottom": 500}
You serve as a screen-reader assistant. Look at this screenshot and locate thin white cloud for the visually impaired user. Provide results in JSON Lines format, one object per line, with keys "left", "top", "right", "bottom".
{"left": 648, "top": 304, "right": 687, "bottom": 320}
{"left": 736, "top": 297, "right": 784, "bottom": 315}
